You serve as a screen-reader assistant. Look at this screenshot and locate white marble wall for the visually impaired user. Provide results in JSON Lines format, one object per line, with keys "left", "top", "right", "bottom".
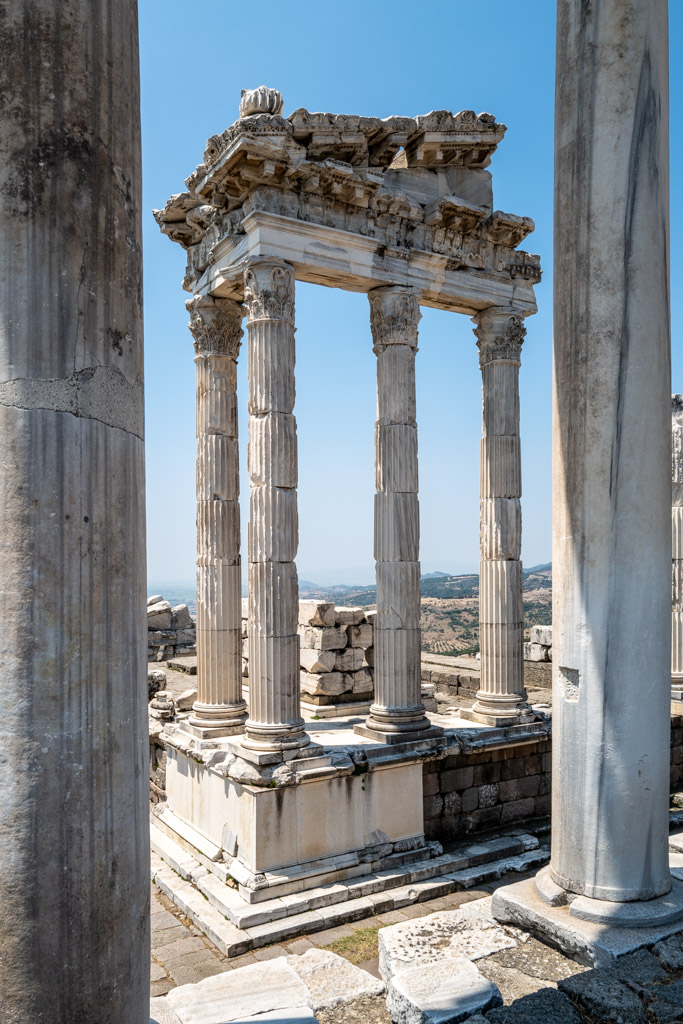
{"left": 673, "top": 395, "right": 683, "bottom": 695}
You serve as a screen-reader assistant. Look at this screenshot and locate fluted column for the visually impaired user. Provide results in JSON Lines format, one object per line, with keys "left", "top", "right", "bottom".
{"left": 467, "top": 308, "right": 530, "bottom": 726}
{"left": 357, "top": 287, "right": 435, "bottom": 743}
{"left": 186, "top": 297, "right": 247, "bottom": 737}
{"left": 242, "top": 258, "right": 309, "bottom": 753}
{"left": 673, "top": 395, "right": 683, "bottom": 699}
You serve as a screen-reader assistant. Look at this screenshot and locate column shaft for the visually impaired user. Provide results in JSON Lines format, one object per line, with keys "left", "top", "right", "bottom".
{"left": 0, "top": 1, "right": 149, "bottom": 1019}
{"left": 551, "top": 0, "right": 671, "bottom": 901}
{"left": 243, "top": 259, "right": 309, "bottom": 752}
{"left": 187, "top": 298, "right": 247, "bottom": 737}
{"left": 360, "top": 287, "right": 435, "bottom": 742}
{"left": 468, "top": 311, "right": 529, "bottom": 725}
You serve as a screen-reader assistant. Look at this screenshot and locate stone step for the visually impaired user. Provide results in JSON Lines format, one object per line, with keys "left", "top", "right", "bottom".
{"left": 151, "top": 827, "right": 550, "bottom": 955}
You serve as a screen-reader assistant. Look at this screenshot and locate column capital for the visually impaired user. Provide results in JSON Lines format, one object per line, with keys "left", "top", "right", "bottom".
{"left": 243, "top": 257, "right": 295, "bottom": 326}
{"left": 472, "top": 307, "right": 526, "bottom": 368}
{"left": 187, "top": 295, "right": 244, "bottom": 357}
{"left": 368, "top": 286, "right": 421, "bottom": 353}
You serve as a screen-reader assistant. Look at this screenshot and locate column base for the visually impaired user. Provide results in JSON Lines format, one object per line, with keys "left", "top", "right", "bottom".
{"left": 241, "top": 718, "right": 312, "bottom": 758}
{"left": 462, "top": 691, "right": 534, "bottom": 727}
{"left": 354, "top": 704, "right": 443, "bottom": 745}
{"left": 186, "top": 702, "right": 247, "bottom": 739}
{"left": 492, "top": 865, "right": 683, "bottom": 967}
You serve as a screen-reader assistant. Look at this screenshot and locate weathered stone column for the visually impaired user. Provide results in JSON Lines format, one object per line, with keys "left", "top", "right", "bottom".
{"left": 549, "top": 0, "right": 672, "bottom": 907}
{"left": 468, "top": 308, "right": 530, "bottom": 726}
{"left": 186, "top": 297, "right": 247, "bottom": 738}
{"left": 242, "top": 258, "right": 309, "bottom": 753}
{"left": 673, "top": 396, "right": 683, "bottom": 700}
{"left": 0, "top": 2, "right": 149, "bottom": 1021}
{"left": 356, "top": 287, "right": 435, "bottom": 743}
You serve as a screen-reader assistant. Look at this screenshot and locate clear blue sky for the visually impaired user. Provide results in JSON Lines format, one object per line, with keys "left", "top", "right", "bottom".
{"left": 140, "top": 1, "right": 682, "bottom": 588}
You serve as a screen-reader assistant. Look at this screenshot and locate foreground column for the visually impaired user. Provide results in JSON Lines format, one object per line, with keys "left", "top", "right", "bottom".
{"left": 673, "top": 396, "right": 683, "bottom": 701}
{"left": 187, "top": 297, "right": 247, "bottom": 737}
{"left": 357, "top": 287, "right": 435, "bottom": 743}
{"left": 467, "top": 308, "right": 530, "bottom": 726}
{"left": 0, "top": 2, "right": 149, "bottom": 1020}
{"left": 549, "top": 0, "right": 672, "bottom": 906}
{"left": 242, "top": 258, "right": 309, "bottom": 753}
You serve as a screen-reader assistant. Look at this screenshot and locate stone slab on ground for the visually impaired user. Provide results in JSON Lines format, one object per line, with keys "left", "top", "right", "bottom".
{"left": 378, "top": 901, "right": 517, "bottom": 981}
{"left": 165, "top": 958, "right": 310, "bottom": 1023}
{"left": 492, "top": 873, "right": 683, "bottom": 967}
{"left": 387, "top": 956, "right": 502, "bottom": 1024}
{"left": 287, "top": 948, "right": 384, "bottom": 1009}
{"left": 315, "top": 994, "right": 391, "bottom": 1024}
{"left": 150, "top": 997, "right": 183, "bottom": 1024}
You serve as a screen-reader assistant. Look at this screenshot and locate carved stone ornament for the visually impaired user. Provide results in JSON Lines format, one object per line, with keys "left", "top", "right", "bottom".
{"left": 187, "top": 296, "right": 244, "bottom": 356}
{"left": 369, "top": 287, "right": 421, "bottom": 351}
{"left": 473, "top": 310, "right": 526, "bottom": 367}
{"left": 243, "top": 259, "right": 295, "bottom": 325}
{"left": 239, "top": 86, "right": 284, "bottom": 118}
{"left": 673, "top": 394, "right": 683, "bottom": 490}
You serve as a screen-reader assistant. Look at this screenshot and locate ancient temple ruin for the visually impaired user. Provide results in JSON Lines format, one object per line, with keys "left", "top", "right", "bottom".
{"left": 153, "top": 88, "right": 542, "bottom": 905}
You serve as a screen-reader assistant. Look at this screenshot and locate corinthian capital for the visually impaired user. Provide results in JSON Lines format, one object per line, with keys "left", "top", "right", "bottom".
{"left": 472, "top": 308, "right": 526, "bottom": 368}
{"left": 187, "top": 296, "right": 244, "bottom": 357}
{"left": 368, "top": 287, "right": 422, "bottom": 353}
{"left": 243, "top": 258, "right": 295, "bottom": 325}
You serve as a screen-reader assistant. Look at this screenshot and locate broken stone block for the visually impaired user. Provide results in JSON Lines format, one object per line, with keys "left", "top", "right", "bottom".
{"left": 523, "top": 642, "right": 549, "bottom": 662}
{"left": 334, "top": 647, "right": 366, "bottom": 672}
{"left": 351, "top": 668, "right": 373, "bottom": 694}
{"left": 300, "top": 671, "right": 345, "bottom": 696}
{"left": 335, "top": 606, "right": 366, "bottom": 625}
{"left": 300, "top": 648, "right": 336, "bottom": 673}
{"left": 171, "top": 604, "right": 193, "bottom": 629}
{"left": 387, "top": 957, "right": 502, "bottom": 1024}
{"left": 148, "top": 669, "right": 166, "bottom": 701}
{"left": 298, "top": 600, "right": 336, "bottom": 627}
{"left": 348, "top": 623, "right": 373, "bottom": 648}
{"left": 147, "top": 594, "right": 163, "bottom": 606}
{"left": 175, "top": 688, "right": 197, "bottom": 710}
{"left": 148, "top": 599, "right": 173, "bottom": 630}
{"left": 174, "top": 628, "right": 196, "bottom": 645}
{"left": 365, "top": 646, "right": 375, "bottom": 667}
{"left": 300, "top": 625, "right": 348, "bottom": 650}
{"left": 529, "top": 624, "right": 552, "bottom": 646}
{"left": 286, "top": 948, "right": 384, "bottom": 1010}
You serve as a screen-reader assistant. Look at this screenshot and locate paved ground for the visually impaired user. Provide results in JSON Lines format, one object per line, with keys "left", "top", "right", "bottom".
{"left": 150, "top": 881, "right": 495, "bottom": 997}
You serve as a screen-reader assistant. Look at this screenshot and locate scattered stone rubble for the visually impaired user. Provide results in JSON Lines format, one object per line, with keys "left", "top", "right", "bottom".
{"left": 241, "top": 599, "right": 375, "bottom": 707}
{"left": 148, "top": 594, "right": 197, "bottom": 661}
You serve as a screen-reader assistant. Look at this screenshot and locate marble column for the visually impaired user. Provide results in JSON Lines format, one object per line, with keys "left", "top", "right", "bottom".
{"left": 242, "top": 258, "right": 309, "bottom": 753}
{"left": 186, "top": 297, "right": 247, "bottom": 738}
{"left": 550, "top": 0, "right": 672, "bottom": 906}
{"left": 357, "top": 287, "right": 435, "bottom": 743}
{"left": 673, "top": 396, "right": 683, "bottom": 700}
{"left": 0, "top": 1, "right": 149, "bottom": 1020}
{"left": 468, "top": 308, "right": 530, "bottom": 726}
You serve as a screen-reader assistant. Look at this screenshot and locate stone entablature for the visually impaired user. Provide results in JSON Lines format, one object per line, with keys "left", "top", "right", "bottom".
{"left": 154, "top": 91, "right": 540, "bottom": 314}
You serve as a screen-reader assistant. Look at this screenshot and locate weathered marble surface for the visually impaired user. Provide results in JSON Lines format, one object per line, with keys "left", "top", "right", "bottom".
{"left": 0, "top": 1, "right": 149, "bottom": 1021}
{"left": 551, "top": 0, "right": 671, "bottom": 900}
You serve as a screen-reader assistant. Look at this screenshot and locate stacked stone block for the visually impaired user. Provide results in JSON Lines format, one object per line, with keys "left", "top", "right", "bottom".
{"left": 523, "top": 624, "right": 552, "bottom": 663}
{"left": 147, "top": 594, "right": 196, "bottom": 661}
{"left": 241, "top": 599, "right": 375, "bottom": 705}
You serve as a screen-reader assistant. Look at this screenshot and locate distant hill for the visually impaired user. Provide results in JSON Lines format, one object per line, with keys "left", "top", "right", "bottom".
{"left": 421, "top": 571, "right": 450, "bottom": 579}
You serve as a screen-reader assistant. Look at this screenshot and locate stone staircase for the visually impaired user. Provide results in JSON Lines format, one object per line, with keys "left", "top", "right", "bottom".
{"left": 150, "top": 821, "right": 550, "bottom": 957}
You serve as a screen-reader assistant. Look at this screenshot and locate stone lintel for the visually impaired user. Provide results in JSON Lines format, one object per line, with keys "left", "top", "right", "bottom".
{"left": 198, "top": 212, "right": 538, "bottom": 316}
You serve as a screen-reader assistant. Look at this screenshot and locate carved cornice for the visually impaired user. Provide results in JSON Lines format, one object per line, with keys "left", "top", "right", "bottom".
{"left": 243, "top": 259, "right": 295, "bottom": 325}
{"left": 473, "top": 309, "right": 526, "bottom": 368}
{"left": 369, "top": 287, "right": 421, "bottom": 352}
{"left": 187, "top": 297, "right": 244, "bottom": 357}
